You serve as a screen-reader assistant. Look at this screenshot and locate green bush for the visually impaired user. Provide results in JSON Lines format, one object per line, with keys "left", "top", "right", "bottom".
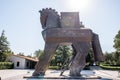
{"left": 0, "top": 62, "right": 13, "bottom": 69}
{"left": 49, "top": 66, "right": 60, "bottom": 70}
{"left": 100, "top": 65, "right": 120, "bottom": 70}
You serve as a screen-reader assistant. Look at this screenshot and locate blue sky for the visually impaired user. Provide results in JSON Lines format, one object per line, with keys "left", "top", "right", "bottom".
{"left": 0, "top": 0, "right": 120, "bottom": 55}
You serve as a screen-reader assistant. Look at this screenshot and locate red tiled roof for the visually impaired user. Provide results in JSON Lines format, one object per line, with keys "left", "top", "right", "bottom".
{"left": 13, "top": 55, "right": 38, "bottom": 62}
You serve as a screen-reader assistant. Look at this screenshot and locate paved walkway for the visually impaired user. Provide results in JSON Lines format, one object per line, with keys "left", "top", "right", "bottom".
{"left": 90, "top": 66, "right": 120, "bottom": 80}
{"left": 0, "top": 67, "right": 120, "bottom": 80}
{"left": 0, "top": 69, "right": 31, "bottom": 80}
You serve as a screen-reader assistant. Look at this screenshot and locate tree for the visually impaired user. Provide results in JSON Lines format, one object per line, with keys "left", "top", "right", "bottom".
{"left": 113, "top": 30, "right": 120, "bottom": 51}
{"left": 113, "top": 30, "right": 120, "bottom": 65}
{"left": 0, "top": 30, "right": 12, "bottom": 62}
{"left": 18, "top": 52, "right": 25, "bottom": 56}
{"left": 104, "top": 52, "right": 110, "bottom": 63}
{"left": 51, "top": 46, "right": 72, "bottom": 67}
{"left": 104, "top": 52, "right": 114, "bottom": 65}
{"left": 103, "top": 51, "right": 120, "bottom": 65}
{"left": 113, "top": 51, "right": 120, "bottom": 65}
{"left": 34, "top": 49, "right": 43, "bottom": 58}
{"left": 86, "top": 49, "right": 94, "bottom": 65}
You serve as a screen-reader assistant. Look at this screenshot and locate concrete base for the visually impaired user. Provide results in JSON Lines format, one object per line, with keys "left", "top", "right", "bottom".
{"left": 24, "top": 76, "right": 101, "bottom": 80}
{"left": 24, "top": 70, "right": 102, "bottom": 80}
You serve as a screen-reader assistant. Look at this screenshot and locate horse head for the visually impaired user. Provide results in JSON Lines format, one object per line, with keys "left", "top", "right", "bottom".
{"left": 39, "top": 8, "right": 60, "bottom": 29}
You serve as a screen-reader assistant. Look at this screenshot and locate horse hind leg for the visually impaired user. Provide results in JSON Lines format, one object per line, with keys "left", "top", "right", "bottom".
{"left": 70, "top": 42, "right": 90, "bottom": 76}
{"left": 92, "top": 33, "right": 104, "bottom": 61}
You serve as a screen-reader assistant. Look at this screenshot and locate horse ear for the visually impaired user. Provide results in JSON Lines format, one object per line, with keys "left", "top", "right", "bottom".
{"left": 39, "top": 10, "right": 42, "bottom": 13}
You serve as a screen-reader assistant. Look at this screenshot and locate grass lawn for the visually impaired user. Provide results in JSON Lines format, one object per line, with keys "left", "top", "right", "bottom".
{"left": 100, "top": 65, "right": 120, "bottom": 70}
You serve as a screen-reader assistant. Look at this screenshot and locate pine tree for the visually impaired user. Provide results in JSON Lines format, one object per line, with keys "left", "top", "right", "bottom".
{"left": 0, "top": 30, "right": 11, "bottom": 62}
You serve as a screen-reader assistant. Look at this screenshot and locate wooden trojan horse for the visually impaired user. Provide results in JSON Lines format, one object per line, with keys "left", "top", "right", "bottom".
{"left": 32, "top": 8, "right": 104, "bottom": 76}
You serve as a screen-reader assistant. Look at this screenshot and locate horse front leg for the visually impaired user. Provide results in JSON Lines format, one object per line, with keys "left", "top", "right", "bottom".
{"left": 32, "top": 42, "right": 59, "bottom": 76}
